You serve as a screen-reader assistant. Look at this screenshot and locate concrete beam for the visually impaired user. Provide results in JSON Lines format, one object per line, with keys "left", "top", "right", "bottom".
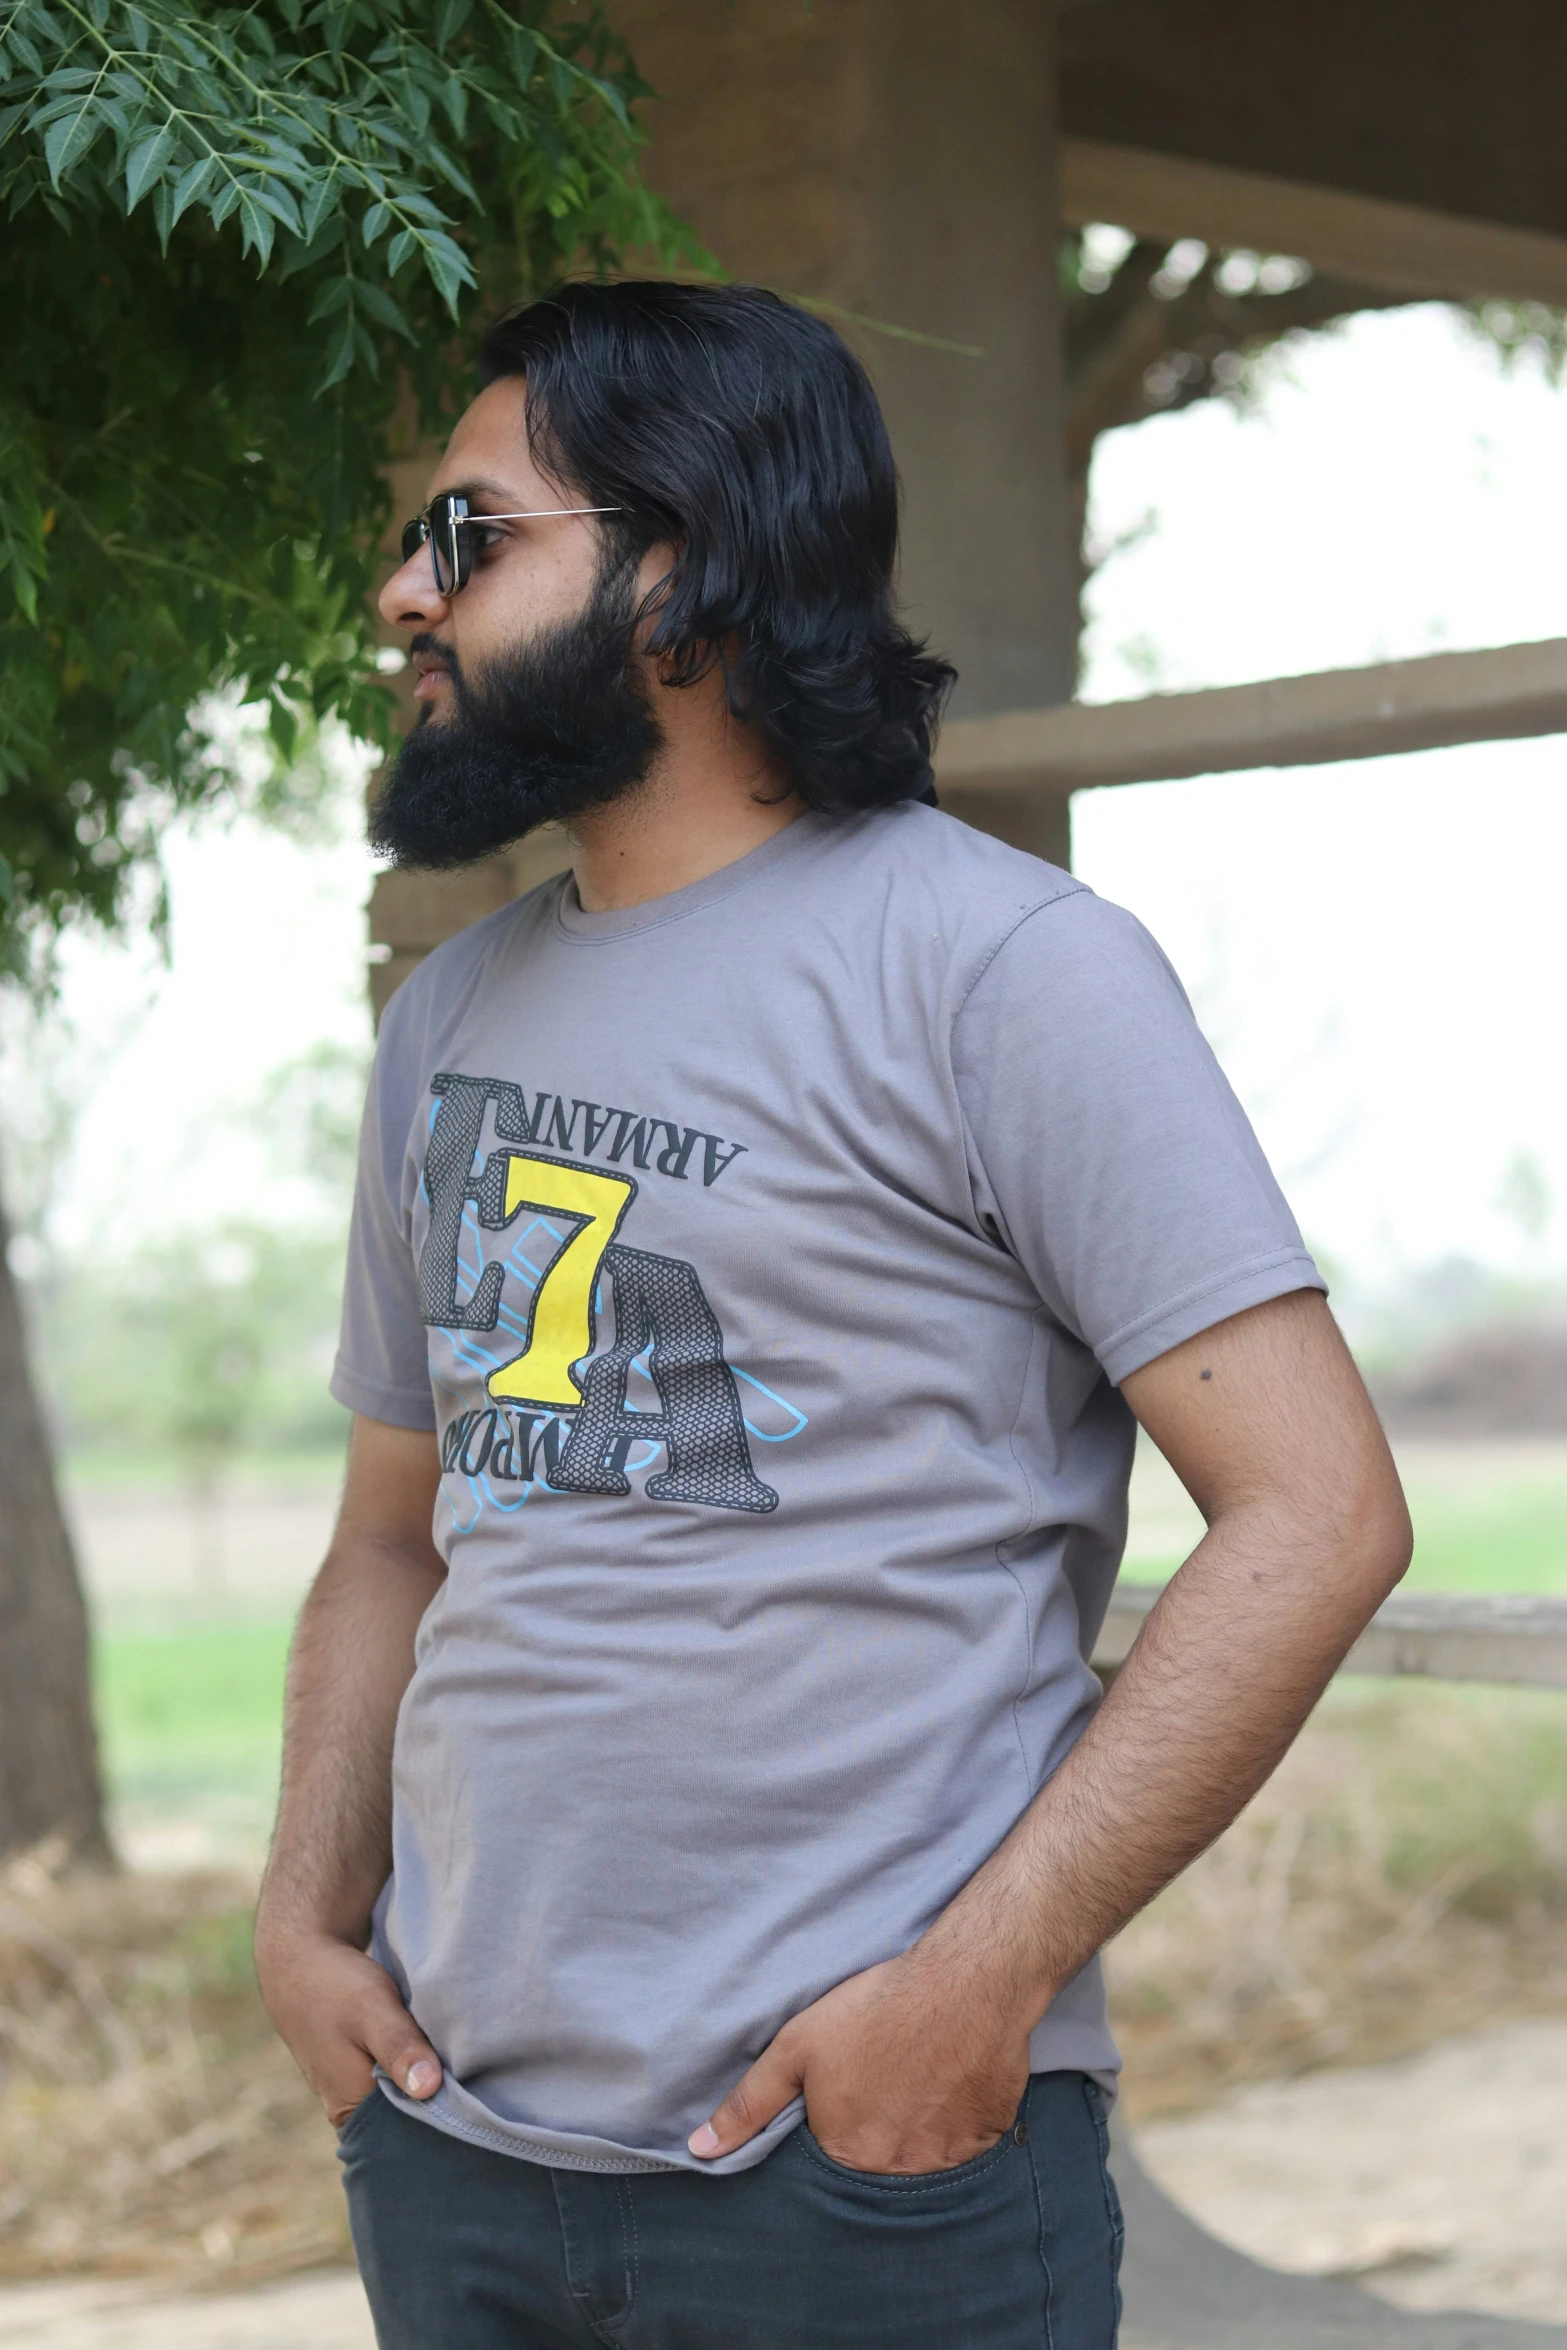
{"left": 1060, "top": 137, "right": 1567, "bottom": 305}
{"left": 1094, "top": 1586, "right": 1567, "bottom": 1687}
{"left": 367, "top": 830, "right": 571, "bottom": 1020}
{"left": 935, "top": 637, "right": 1567, "bottom": 798}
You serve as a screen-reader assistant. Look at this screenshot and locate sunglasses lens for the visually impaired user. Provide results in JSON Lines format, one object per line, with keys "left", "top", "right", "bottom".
{"left": 404, "top": 499, "right": 465, "bottom": 594}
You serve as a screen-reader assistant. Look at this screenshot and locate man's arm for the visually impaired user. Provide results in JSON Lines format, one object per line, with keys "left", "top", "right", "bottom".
{"left": 254, "top": 1415, "right": 448, "bottom": 2126}
{"left": 691, "top": 1289, "right": 1413, "bottom": 2172}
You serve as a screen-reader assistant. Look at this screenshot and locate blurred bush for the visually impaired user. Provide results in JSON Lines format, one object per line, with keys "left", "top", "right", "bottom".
{"left": 1110, "top": 1683, "right": 1567, "bottom": 2118}
{"left": 0, "top": 1850, "right": 345, "bottom": 2281}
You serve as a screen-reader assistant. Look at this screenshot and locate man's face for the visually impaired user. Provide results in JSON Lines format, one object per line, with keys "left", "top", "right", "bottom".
{"left": 377, "top": 377, "right": 608, "bottom": 719}
{"left": 371, "top": 379, "right": 667, "bottom": 868}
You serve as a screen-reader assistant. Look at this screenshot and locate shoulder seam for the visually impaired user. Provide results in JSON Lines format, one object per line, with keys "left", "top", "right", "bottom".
{"left": 952, "top": 882, "right": 1088, "bottom": 1025}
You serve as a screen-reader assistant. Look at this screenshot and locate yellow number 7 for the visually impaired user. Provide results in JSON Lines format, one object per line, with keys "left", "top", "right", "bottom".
{"left": 485, "top": 1155, "right": 635, "bottom": 1409}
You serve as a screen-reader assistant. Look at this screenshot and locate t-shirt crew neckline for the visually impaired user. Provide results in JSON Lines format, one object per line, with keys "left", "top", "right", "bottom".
{"left": 553, "top": 808, "right": 831, "bottom": 942}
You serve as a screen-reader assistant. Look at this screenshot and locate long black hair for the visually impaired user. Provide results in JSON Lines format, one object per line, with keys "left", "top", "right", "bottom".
{"left": 477, "top": 281, "right": 954, "bottom": 811}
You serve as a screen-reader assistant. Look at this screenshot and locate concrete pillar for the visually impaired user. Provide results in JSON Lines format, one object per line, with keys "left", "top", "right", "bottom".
{"left": 621, "top": 0, "right": 1078, "bottom": 863}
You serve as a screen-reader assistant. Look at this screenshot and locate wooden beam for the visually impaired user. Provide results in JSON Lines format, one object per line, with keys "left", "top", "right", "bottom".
{"left": 1094, "top": 1587, "right": 1567, "bottom": 1688}
{"left": 935, "top": 637, "right": 1567, "bottom": 797}
{"left": 1060, "top": 136, "right": 1567, "bottom": 306}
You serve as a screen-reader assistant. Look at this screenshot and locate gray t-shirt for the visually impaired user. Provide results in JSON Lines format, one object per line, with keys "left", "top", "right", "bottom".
{"left": 332, "top": 803, "right": 1321, "bottom": 2175}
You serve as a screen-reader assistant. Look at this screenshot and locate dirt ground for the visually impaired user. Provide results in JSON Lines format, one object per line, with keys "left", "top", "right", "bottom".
{"left": 1138, "top": 2014, "right": 1567, "bottom": 2326}
{"left": 0, "top": 2269, "right": 373, "bottom": 2348}
{"left": 2, "top": 2015, "right": 1563, "bottom": 2343}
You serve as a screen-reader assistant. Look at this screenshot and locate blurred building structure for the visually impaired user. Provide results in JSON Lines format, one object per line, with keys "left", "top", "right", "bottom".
{"left": 372, "top": 0, "right": 1567, "bottom": 1012}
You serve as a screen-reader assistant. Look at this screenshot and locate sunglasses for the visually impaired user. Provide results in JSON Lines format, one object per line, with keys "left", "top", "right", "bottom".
{"left": 400, "top": 492, "right": 623, "bottom": 596}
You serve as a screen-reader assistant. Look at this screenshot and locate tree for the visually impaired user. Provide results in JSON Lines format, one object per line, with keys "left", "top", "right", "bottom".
{"left": 1061, "top": 227, "right": 1567, "bottom": 665}
{"left": 0, "top": 0, "right": 693, "bottom": 1862}
{"left": 1062, "top": 226, "right": 1417, "bottom": 662}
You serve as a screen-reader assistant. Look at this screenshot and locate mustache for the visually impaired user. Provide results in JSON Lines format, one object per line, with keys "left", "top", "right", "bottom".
{"left": 409, "top": 632, "right": 459, "bottom": 696}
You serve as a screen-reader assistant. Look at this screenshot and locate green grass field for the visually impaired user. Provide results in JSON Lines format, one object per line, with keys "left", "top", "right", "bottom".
{"left": 1126, "top": 1440, "right": 1567, "bottom": 1594}
{"left": 96, "top": 1622, "right": 291, "bottom": 1858}
{"left": 1398, "top": 1460, "right": 1567, "bottom": 1594}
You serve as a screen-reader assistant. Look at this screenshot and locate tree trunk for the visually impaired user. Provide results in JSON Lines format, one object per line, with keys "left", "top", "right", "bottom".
{"left": 0, "top": 1177, "right": 112, "bottom": 1866}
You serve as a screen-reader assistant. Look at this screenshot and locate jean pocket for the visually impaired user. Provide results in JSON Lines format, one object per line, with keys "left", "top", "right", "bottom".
{"left": 797, "top": 2121, "right": 1016, "bottom": 2194}
{"left": 335, "top": 2087, "right": 384, "bottom": 2144}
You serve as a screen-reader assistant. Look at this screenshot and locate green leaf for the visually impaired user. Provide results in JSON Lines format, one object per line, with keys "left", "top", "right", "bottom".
{"left": 248, "top": 178, "right": 303, "bottom": 234}
{"left": 267, "top": 693, "right": 298, "bottom": 762}
{"left": 354, "top": 277, "right": 411, "bottom": 337}
{"left": 43, "top": 100, "right": 101, "bottom": 187}
{"left": 124, "top": 127, "right": 173, "bottom": 212}
{"left": 434, "top": 0, "right": 475, "bottom": 47}
{"left": 421, "top": 230, "right": 475, "bottom": 310}
{"left": 423, "top": 137, "right": 477, "bottom": 204}
{"left": 320, "top": 307, "right": 358, "bottom": 388}
{"left": 238, "top": 189, "right": 277, "bottom": 268}
{"left": 299, "top": 172, "right": 340, "bottom": 242}
{"left": 361, "top": 197, "right": 389, "bottom": 246}
{"left": 584, "top": 74, "right": 632, "bottom": 134}
{"left": 307, "top": 272, "right": 354, "bottom": 321}
{"left": 439, "top": 73, "right": 468, "bottom": 137}
{"left": 2, "top": 557, "right": 39, "bottom": 623}
{"left": 168, "top": 154, "right": 215, "bottom": 226}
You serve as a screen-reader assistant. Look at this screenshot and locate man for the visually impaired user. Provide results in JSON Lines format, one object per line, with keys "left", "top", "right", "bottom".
{"left": 256, "top": 281, "right": 1411, "bottom": 2350}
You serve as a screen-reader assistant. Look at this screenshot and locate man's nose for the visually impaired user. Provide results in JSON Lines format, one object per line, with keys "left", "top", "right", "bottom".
{"left": 378, "top": 548, "right": 452, "bottom": 632}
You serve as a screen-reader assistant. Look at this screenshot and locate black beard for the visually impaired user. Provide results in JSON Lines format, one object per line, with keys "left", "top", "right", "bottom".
{"left": 368, "top": 562, "right": 663, "bottom": 870}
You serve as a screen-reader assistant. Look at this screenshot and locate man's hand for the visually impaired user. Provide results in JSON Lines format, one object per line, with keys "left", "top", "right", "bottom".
{"left": 256, "top": 1928, "right": 443, "bottom": 2128}
{"left": 254, "top": 1419, "right": 447, "bottom": 2129}
{"left": 689, "top": 1947, "right": 1031, "bottom": 2174}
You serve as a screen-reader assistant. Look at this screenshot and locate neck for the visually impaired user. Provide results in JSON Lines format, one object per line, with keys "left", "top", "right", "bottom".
{"left": 567, "top": 675, "right": 803, "bottom": 913}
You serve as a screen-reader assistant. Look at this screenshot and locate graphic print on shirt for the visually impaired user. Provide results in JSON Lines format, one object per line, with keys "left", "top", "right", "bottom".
{"left": 419, "top": 1072, "right": 805, "bottom": 1520}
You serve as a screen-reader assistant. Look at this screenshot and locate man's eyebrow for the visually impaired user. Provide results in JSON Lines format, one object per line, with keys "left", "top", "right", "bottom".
{"left": 431, "top": 477, "right": 528, "bottom": 507}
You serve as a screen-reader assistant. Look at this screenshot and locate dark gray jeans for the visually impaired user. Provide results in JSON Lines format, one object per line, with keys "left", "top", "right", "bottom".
{"left": 340, "top": 2069, "right": 1123, "bottom": 2349}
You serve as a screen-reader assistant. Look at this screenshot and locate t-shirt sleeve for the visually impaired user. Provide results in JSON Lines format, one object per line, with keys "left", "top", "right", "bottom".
{"left": 330, "top": 997, "right": 438, "bottom": 1432}
{"left": 951, "top": 888, "right": 1325, "bottom": 1386}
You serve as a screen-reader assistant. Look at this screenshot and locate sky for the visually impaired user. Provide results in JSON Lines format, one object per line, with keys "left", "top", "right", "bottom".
{"left": 8, "top": 299, "right": 1567, "bottom": 1309}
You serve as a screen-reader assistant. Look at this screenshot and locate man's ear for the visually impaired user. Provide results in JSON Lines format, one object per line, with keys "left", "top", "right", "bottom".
{"left": 630, "top": 542, "right": 682, "bottom": 638}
